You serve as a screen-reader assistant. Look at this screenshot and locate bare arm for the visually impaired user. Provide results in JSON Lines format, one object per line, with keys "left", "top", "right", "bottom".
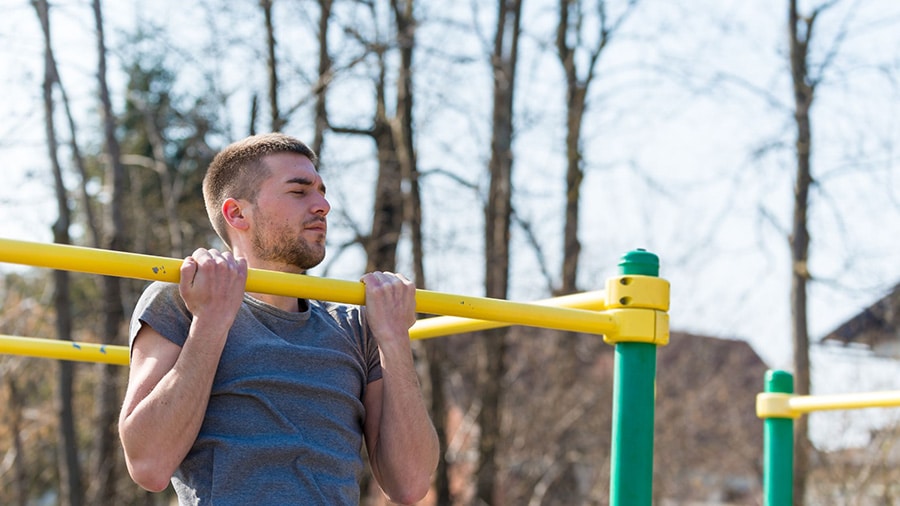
{"left": 118, "top": 249, "right": 247, "bottom": 492}
{"left": 361, "top": 272, "right": 439, "bottom": 505}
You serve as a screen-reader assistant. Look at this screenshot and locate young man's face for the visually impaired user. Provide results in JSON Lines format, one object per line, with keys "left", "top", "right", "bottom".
{"left": 247, "top": 152, "right": 330, "bottom": 271}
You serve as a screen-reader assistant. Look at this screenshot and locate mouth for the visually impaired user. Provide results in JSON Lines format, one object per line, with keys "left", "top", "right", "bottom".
{"left": 304, "top": 219, "right": 327, "bottom": 234}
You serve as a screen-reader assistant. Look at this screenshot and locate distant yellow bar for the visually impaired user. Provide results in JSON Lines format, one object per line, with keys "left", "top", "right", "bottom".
{"left": 410, "top": 290, "right": 608, "bottom": 340}
{"left": 0, "top": 238, "right": 617, "bottom": 336}
{"left": 0, "top": 334, "right": 129, "bottom": 366}
{"left": 790, "top": 390, "right": 900, "bottom": 414}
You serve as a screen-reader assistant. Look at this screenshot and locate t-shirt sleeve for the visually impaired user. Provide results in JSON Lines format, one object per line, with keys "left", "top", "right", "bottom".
{"left": 129, "top": 281, "right": 193, "bottom": 351}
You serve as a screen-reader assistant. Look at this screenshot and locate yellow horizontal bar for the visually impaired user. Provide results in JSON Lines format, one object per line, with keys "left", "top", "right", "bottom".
{"left": 0, "top": 291, "right": 610, "bottom": 366}
{"left": 790, "top": 390, "right": 900, "bottom": 414}
{"left": 410, "top": 290, "right": 608, "bottom": 340}
{"left": 0, "top": 334, "right": 129, "bottom": 365}
{"left": 0, "top": 238, "right": 617, "bottom": 336}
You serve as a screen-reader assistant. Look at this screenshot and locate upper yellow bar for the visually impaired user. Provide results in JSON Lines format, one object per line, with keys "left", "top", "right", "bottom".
{"left": 0, "top": 238, "right": 616, "bottom": 336}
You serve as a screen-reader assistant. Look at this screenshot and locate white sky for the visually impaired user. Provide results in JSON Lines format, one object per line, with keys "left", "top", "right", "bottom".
{"left": 1, "top": 0, "right": 900, "bottom": 447}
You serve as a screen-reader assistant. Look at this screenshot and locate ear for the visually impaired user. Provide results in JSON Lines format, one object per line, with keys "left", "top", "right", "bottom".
{"left": 222, "top": 198, "right": 250, "bottom": 232}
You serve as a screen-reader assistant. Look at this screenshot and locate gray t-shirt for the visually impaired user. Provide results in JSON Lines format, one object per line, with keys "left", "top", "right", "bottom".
{"left": 129, "top": 281, "right": 383, "bottom": 505}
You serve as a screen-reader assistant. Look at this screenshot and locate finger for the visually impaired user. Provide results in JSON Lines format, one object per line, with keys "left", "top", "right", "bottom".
{"left": 360, "top": 272, "right": 383, "bottom": 285}
{"left": 181, "top": 256, "right": 199, "bottom": 285}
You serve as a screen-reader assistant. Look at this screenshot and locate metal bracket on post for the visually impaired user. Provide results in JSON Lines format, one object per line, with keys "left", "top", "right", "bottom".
{"left": 603, "top": 274, "right": 670, "bottom": 346}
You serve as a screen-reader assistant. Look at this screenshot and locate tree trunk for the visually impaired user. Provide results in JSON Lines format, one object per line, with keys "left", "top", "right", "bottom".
{"left": 32, "top": 1, "right": 83, "bottom": 504}
{"left": 556, "top": 0, "right": 585, "bottom": 296}
{"left": 477, "top": 1, "right": 522, "bottom": 504}
{"left": 91, "top": 1, "right": 128, "bottom": 503}
{"left": 313, "top": 0, "right": 333, "bottom": 159}
{"left": 142, "top": 106, "right": 185, "bottom": 257}
{"left": 555, "top": 0, "right": 638, "bottom": 294}
{"left": 261, "top": 0, "right": 285, "bottom": 132}
{"left": 365, "top": 48, "right": 404, "bottom": 273}
{"left": 390, "top": 1, "right": 452, "bottom": 502}
{"left": 6, "top": 377, "right": 29, "bottom": 506}
{"left": 788, "top": 1, "right": 814, "bottom": 503}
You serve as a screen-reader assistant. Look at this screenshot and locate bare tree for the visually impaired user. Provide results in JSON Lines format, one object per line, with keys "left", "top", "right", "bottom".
{"left": 555, "top": 0, "right": 638, "bottom": 295}
{"left": 477, "top": 1, "right": 523, "bottom": 504}
{"left": 313, "top": 0, "right": 333, "bottom": 158}
{"left": 786, "top": 1, "right": 840, "bottom": 503}
{"left": 5, "top": 375, "right": 29, "bottom": 506}
{"left": 261, "top": 0, "right": 286, "bottom": 131}
{"left": 31, "top": 1, "right": 83, "bottom": 504}
{"left": 329, "top": 1, "right": 406, "bottom": 274}
{"left": 89, "top": 0, "right": 129, "bottom": 502}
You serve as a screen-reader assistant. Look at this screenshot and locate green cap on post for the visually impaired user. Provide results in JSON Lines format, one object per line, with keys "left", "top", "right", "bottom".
{"left": 618, "top": 249, "right": 659, "bottom": 277}
{"left": 765, "top": 370, "right": 794, "bottom": 394}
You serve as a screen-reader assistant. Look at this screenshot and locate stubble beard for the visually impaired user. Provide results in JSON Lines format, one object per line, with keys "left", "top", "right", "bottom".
{"left": 251, "top": 219, "right": 325, "bottom": 271}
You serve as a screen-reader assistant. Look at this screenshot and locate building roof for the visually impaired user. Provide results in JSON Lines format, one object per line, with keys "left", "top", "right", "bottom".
{"left": 822, "top": 283, "right": 900, "bottom": 352}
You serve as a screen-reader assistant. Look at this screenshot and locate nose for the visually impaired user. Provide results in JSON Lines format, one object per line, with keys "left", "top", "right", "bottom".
{"left": 314, "top": 192, "right": 331, "bottom": 216}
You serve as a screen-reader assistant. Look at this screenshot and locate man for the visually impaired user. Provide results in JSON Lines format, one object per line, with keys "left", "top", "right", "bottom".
{"left": 118, "top": 133, "right": 438, "bottom": 505}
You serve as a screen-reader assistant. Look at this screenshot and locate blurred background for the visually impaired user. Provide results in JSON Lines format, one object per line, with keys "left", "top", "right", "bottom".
{"left": 1, "top": 0, "right": 899, "bottom": 504}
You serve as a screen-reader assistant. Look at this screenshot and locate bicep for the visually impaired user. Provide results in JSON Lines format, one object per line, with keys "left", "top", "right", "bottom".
{"left": 363, "top": 379, "right": 384, "bottom": 464}
{"left": 120, "top": 325, "right": 182, "bottom": 420}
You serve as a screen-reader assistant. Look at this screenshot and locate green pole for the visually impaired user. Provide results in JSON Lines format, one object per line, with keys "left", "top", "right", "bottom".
{"left": 609, "top": 249, "right": 659, "bottom": 506}
{"left": 764, "top": 370, "right": 794, "bottom": 506}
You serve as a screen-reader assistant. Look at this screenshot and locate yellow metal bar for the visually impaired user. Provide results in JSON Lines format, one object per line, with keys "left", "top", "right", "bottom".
{"left": 410, "top": 290, "right": 608, "bottom": 340}
{"left": 0, "top": 292, "right": 610, "bottom": 365}
{"left": 0, "top": 334, "right": 129, "bottom": 365}
{"left": 757, "top": 390, "right": 900, "bottom": 419}
{"left": 790, "top": 390, "right": 900, "bottom": 414}
{"left": 0, "top": 238, "right": 617, "bottom": 336}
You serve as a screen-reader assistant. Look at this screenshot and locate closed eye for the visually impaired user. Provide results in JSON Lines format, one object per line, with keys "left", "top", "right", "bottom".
{"left": 285, "top": 177, "right": 325, "bottom": 196}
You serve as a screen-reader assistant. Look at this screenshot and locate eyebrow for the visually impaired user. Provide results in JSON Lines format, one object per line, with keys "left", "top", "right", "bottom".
{"left": 285, "top": 176, "right": 326, "bottom": 194}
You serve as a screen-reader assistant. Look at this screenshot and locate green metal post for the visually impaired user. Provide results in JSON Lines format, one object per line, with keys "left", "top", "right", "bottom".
{"left": 609, "top": 250, "right": 659, "bottom": 506}
{"left": 764, "top": 370, "right": 794, "bottom": 506}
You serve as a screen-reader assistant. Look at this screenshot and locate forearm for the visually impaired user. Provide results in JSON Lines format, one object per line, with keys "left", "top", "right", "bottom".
{"left": 371, "top": 341, "right": 439, "bottom": 502}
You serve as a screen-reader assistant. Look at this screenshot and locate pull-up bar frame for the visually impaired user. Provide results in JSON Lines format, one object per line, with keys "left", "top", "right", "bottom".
{"left": 0, "top": 238, "right": 670, "bottom": 506}
{"left": 757, "top": 369, "right": 900, "bottom": 506}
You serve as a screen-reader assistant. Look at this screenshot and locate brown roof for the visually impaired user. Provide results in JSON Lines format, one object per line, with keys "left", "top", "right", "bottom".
{"left": 655, "top": 332, "right": 768, "bottom": 501}
{"left": 822, "top": 283, "right": 900, "bottom": 349}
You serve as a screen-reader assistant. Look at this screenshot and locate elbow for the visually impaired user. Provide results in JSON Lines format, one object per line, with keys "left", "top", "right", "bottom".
{"left": 121, "top": 430, "right": 176, "bottom": 492}
{"left": 382, "top": 461, "right": 436, "bottom": 505}
{"left": 385, "top": 482, "right": 431, "bottom": 506}
{"left": 125, "top": 457, "right": 173, "bottom": 493}
{"left": 119, "top": 419, "right": 177, "bottom": 492}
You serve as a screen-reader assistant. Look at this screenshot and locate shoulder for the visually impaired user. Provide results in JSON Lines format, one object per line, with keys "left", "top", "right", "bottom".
{"left": 130, "top": 282, "right": 191, "bottom": 348}
{"left": 135, "top": 281, "right": 183, "bottom": 310}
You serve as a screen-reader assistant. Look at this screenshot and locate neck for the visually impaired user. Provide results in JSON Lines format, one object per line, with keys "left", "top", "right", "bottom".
{"left": 231, "top": 243, "right": 308, "bottom": 312}
{"left": 250, "top": 292, "right": 304, "bottom": 312}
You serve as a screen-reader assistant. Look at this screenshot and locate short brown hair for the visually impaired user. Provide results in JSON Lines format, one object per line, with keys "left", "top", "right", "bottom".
{"left": 202, "top": 133, "right": 318, "bottom": 246}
